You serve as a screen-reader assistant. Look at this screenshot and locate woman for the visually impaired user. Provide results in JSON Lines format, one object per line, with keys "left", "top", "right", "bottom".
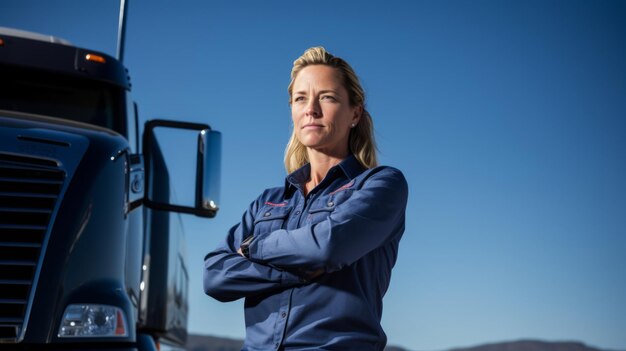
{"left": 204, "top": 47, "right": 408, "bottom": 351}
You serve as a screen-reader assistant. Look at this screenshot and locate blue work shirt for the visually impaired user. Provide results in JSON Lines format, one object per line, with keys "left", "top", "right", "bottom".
{"left": 204, "top": 155, "right": 408, "bottom": 351}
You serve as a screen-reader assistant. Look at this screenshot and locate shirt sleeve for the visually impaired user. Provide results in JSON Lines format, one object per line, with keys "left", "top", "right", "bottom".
{"left": 247, "top": 167, "right": 408, "bottom": 273}
{"left": 203, "top": 197, "right": 304, "bottom": 302}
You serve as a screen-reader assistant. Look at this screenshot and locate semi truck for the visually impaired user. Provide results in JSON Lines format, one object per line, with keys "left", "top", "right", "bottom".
{"left": 0, "top": 25, "right": 221, "bottom": 351}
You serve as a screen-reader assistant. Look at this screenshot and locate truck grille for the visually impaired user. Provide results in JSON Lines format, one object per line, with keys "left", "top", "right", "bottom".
{"left": 0, "top": 152, "right": 64, "bottom": 341}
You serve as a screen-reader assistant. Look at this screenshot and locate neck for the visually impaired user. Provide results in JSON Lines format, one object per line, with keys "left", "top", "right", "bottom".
{"left": 304, "top": 148, "right": 349, "bottom": 194}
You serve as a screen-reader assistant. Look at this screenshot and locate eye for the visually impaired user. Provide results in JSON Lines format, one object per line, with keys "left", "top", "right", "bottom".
{"left": 293, "top": 96, "right": 306, "bottom": 103}
{"left": 321, "top": 95, "right": 337, "bottom": 101}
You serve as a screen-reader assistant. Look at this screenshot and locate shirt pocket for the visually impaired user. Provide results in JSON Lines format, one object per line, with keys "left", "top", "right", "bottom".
{"left": 252, "top": 203, "right": 292, "bottom": 236}
{"left": 307, "top": 188, "right": 354, "bottom": 225}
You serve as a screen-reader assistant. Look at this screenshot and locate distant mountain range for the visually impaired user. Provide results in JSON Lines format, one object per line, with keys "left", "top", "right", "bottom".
{"left": 446, "top": 340, "right": 620, "bottom": 351}
{"left": 186, "top": 334, "right": 622, "bottom": 351}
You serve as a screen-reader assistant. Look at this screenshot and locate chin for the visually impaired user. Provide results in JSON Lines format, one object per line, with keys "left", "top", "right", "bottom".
{"left": 298, "top": 137, "right": 324, "bottom": 148}
{"left": 302, "top": 143, "right": 321, "bottom": 150}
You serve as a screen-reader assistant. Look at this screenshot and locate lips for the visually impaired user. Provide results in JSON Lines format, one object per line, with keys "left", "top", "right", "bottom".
{"left": 302, "top": 123, "right": 324, "bottom": 129}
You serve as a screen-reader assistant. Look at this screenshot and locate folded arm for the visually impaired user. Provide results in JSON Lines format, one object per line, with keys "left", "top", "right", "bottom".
{"left": 203, "top": 199, "right": 303, "bottom": 302}
{"left": 247, "top": 167, "right": 408, "bottom": 273}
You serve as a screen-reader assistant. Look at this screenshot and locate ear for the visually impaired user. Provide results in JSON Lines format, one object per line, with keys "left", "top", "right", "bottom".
{"left": 351, "top": 105, "right": 363, "bottom": 126}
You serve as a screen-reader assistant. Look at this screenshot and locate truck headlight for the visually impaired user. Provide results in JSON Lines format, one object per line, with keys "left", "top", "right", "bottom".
{"left": 58, "top": 304, "right": 127, "bottom": 337}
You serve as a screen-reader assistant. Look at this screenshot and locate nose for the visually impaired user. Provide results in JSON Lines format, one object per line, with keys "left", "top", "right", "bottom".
{"left": 305, "top": 99, "right": 321, "bottom": 118}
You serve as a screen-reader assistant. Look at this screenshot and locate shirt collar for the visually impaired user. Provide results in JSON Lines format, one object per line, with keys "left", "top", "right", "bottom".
{"left": 285, "top": 154, "right": 366, "bottom": 197}
{"left": 337, "top": 153, "right": 367, "bottom": 180}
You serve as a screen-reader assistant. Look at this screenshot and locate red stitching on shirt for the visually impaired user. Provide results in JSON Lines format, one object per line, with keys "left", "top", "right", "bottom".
{"left": 328, "top": 180, "right": 355, "bottom": 195}
{"left": 265, "top": 201, "right": 288, "bottom": 207}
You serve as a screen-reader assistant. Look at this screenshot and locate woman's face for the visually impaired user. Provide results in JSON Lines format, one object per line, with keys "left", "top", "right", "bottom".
{"left": 291, "top": 65, "right": 361, "bottom": 157}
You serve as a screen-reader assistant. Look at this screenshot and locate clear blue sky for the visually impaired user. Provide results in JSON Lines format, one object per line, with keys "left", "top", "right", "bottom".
{"left": 2, "top": 1, "right": 625, "bottom": 350}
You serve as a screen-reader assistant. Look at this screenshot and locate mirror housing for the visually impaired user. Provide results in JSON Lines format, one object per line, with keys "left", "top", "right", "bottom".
{"left": 197, "top": 129, "right": 221, "bottom": 216}
{"left": 143, "top": 119, "right": 220, "bottom": 218}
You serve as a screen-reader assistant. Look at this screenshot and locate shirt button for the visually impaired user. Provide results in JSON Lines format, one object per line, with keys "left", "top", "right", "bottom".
{"left": 264, "top": 212, "right": 271, "bottom": 217}
{"left": 295, "top": 210, "right": 301, "bottom": 215}
{"left": 281, "top": 311, "right": 287, "bottom": 318}
{"left": 327, "top": 201, "right": 334, "bottom": 207}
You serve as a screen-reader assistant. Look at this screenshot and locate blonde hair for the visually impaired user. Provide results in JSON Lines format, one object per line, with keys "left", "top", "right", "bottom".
{"left": 285, "top": 46, "right": 378, "bottom": 173}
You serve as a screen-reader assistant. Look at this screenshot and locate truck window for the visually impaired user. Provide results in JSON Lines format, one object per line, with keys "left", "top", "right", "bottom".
{"left": 0, "top": 64, "right": 126, "bottom": 135}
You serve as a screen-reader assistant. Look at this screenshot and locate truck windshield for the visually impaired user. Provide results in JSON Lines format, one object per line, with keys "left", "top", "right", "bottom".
{"left": 0, "top": 65, "right": 125, "bottom": 134}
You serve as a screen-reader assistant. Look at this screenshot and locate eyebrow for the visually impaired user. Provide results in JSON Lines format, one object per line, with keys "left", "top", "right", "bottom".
{"left": 293, "top": 89, "right": 340, "bottom": 95}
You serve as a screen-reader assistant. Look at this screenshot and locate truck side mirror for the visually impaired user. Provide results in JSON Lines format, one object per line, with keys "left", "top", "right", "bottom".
{"left": 197, "top": 129, "right": 221, "bottom": 217}
{"left": 143, "top": 119, "right": 221, "bottom": 218}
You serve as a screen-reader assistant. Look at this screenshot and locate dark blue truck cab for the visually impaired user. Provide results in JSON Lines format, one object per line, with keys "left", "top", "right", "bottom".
{"left": 0, "top": 28, "right": 221, "bottom": 351}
